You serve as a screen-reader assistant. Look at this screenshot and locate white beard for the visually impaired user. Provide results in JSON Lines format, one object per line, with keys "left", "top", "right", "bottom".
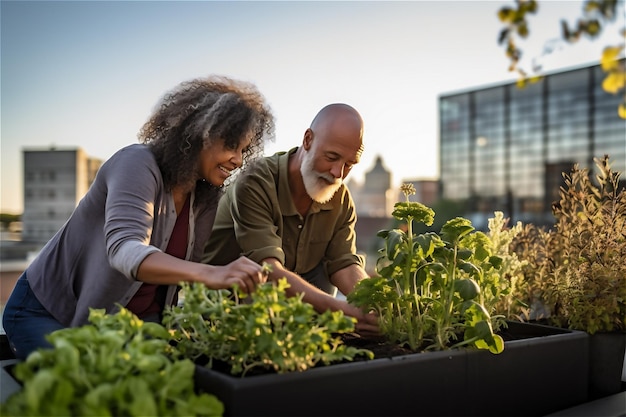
{"left": 300, "top": 149, "right": 342, "bottom": 204}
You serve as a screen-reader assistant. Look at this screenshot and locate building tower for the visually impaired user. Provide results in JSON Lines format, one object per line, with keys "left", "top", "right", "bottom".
{"left": 22, "top": 147, "right": 102, "bottom": 243}
{"left": 358, "top": 155, "right": 394, "bottom": 217}
{"left": 439, "top": 60, "right": 626, "bottom": 228}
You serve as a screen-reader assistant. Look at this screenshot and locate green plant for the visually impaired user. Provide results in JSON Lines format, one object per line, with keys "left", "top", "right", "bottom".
{"left": 163, "top": 278, "right": 373, "bottom": 376}
{"left": 0, "top": 308, "right": 223, "bottom": 417}
{"left": 347, "top": 184, "right": 505, "bottom": 354}
{"left": 486, "top": 211, "right": 529, "bottom": 319}
{"left": 511, "top": 155, "right": 626, "bottom": 333}
{"left": 507, "top": 222, "right": 554, "bottom": 320}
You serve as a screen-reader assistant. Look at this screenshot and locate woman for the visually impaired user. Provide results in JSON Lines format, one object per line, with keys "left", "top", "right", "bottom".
{"left": 3, "top": 75, "right": 275, "bottom": 360}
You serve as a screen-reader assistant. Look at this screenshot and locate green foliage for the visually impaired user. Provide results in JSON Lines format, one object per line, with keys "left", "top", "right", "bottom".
{"left": 0, "top": 308, "right": 224, "bottom": 417}
{"left": 497, "top": 0, "right": 538, "bottom": 75}
{"left": 508, "top": 223, "right": 554, "bottom": 321}
{"left": 348, "top": 184, "right": 507, "bottom": 354}
{"left": 163, "top": 278, "right": 373, "bottom": 376}
{"left": 497, "top": 0, "right": 625, "bottom": 117}
{"left": 486, "top": 212, "right": 529, "bottom": 319}
{"left": 404, "top": 199, "right": 468, "bottom": 235}
{"left": 511, "top": 155, "right": 626, "bottom": 333}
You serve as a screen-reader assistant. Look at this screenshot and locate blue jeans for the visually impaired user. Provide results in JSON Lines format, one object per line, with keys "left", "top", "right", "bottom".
{"left": 2, "top": 273, "right": 64, "bottom": 360}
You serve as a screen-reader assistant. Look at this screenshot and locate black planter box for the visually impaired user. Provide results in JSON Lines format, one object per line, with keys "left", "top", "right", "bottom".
{"left": 0, "top": 334, "right": 19, "bottom": 404}
{"left": 588, "top": 332, "right": 626, "bottom": 400}
{"left": 194, "top": 322, "right": 589, "bottom": 417}
{"left": 1, "top": 359, "right": 20, "bottom": 404}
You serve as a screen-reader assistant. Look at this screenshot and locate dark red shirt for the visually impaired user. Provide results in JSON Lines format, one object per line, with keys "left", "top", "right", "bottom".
{"left": 126, "top": 194, "right": 190, "bottom": 317}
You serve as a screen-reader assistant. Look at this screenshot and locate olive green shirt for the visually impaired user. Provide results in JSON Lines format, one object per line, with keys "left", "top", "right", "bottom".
{"left": 203, "top": 147, "right": 364, "bottom": 279}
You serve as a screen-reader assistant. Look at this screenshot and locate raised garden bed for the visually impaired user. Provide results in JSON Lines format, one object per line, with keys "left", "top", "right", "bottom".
{"left": 193, "top": 321, "right": 589, "bottom": 417}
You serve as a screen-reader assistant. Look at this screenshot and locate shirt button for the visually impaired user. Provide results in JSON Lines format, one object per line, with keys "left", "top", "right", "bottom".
{"left": 298, "top": 224, "right": 303, "bottom": 229}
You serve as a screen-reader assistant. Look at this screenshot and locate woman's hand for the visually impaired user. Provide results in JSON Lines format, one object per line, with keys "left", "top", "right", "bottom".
{"left": 202, "top": 256, "right": 267, "bottom": 294}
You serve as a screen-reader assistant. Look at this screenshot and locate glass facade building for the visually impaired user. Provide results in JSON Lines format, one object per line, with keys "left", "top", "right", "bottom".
{"left": 439, "top": 61, "right": 625, "bottom": 227}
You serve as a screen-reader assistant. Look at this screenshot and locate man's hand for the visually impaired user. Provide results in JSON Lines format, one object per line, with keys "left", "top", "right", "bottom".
{"left": 339, "top": 300, "right": 380, "bottom": 337}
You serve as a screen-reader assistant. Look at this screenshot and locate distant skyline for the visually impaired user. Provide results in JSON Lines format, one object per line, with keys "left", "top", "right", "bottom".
{"left": 2, "top": 0, "right": 624, "bottom": 214}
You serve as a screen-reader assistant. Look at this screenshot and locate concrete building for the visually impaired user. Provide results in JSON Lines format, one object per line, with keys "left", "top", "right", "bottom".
{"left": 439, "top": 60, "right": 626, "bottom": 228}
{"left": 21, "top": 147, "right": 102, "bottom": 243}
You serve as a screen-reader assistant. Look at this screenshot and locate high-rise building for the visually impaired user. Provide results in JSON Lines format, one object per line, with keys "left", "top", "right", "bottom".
{"left": 439, "top": 60, "right": 626, "bottom": 228}
{"left": 22, "top": 147, "right": 102, "bottom": 243}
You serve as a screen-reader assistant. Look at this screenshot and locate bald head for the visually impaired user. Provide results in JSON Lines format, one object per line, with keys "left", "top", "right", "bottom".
{"left": 309, "top": 104, "right": 364, "bottom": 157}
{"left": 295, "top": 103, "right": 364, "bottom": 202}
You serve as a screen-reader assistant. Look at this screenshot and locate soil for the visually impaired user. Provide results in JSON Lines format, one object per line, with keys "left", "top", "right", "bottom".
{"left": 338, "top": 332, "right": 417, "bottom": 359}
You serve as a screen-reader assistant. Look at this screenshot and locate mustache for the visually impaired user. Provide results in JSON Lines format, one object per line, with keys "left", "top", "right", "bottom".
{"left": 318, "top": 172, "right": 341, "bottom": 185}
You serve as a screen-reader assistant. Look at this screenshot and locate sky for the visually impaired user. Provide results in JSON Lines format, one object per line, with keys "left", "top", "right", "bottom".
{"left": 1, "top": 0, "right": 624, "bottom": 214}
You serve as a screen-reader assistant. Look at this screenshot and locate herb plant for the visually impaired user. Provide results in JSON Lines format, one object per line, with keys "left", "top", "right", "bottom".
{"left": 485, "top": 211, "right": 528, "bottom": 320}
{"left": 511, "top": 155, "right": 626, "bottom": 333}
{"left": 0, "top": 308, "right": 223, "bottom": 417}
{"left": 163, "top": 278, "right": 373, "bottom": 376}
{"left": 348, "top": 183, "right": 505, "bottom": 353}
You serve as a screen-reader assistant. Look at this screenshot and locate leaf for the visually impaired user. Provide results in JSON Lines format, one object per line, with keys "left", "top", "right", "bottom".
{"left": 458, "top": 260, "right": 480, "bottom": 278}
{"left": 454, "top": 278, "right": 481, "bottom": 301}
{"left": 440, "top": 217, "right": 475, "bottom": 245}
{"left": 602, "top": 70, "right": 625, "bottom": 94}
{"left": 584, "top": 19, "right": 601, "bottom": 37}
{"left": 489, "top": 255, "right": 504, "bottom": 269}
{"left": 392, "top": 201, "right": 435, "bottom": 226}
{"left": 584, "top": 0, "right": 601, "bottom": 13}
{"left": 497, "top": 7, "right": 514, "bottom": 23}
{"left": 385, "top": 229, "right": 405, "bottom": 261}
{"left": 476, "top": 333, "right": 505, "bottom": 354}
{"left": 516, "top": 22, "right": 529, "bottom": 38}
{"left": 600, "top": 45, "right": 624, "bottom": 72}
{"left": 414, "top": 233, "right": 435, "bottom": 258}
{"left": 498, "top": 28, "right": 510, "bottom": 45}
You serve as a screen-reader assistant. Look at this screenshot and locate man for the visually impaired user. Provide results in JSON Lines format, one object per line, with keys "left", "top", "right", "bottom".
{"left": 203, "top": 103, "right": 378, "bottom": 335}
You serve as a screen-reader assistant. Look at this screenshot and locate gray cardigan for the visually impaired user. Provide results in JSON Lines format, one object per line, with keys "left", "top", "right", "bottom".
{"left": 26, "top": 144, "right": 220, "bottom": 326}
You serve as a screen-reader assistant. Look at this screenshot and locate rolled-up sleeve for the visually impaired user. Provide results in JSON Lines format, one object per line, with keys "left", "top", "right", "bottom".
{"left": 231, "top": 176, "right": 286, "bottom": 265}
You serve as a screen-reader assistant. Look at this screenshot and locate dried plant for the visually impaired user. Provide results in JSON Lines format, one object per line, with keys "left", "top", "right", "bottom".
{"left": 511, "top": 155, "right": 626, "bottom": 334}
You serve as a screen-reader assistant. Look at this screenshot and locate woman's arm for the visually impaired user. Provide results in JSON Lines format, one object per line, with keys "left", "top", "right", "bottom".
{"left": 137, "top": 252, "right": 266, "bottom": 294}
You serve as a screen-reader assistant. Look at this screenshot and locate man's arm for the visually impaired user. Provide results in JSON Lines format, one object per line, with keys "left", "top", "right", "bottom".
{"left": 262, "top": 258, "right": 379, "bottom": 335}
{"left": 262, "top": 258, "right": 340, "bottom": 312}
{"left": 329, "top": 263, "right": 369, "bottom": 297}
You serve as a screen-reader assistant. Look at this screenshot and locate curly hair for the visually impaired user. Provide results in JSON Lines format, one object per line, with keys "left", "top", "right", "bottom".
{"left": 138, "top": 75, "right": 275, "bottom": 193}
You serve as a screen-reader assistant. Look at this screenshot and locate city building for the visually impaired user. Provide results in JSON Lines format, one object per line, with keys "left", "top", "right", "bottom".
{"left": 439, "top": 60, "right": 626, "bottom": 228}
{"left": 347, "top": 156, "right": 395, "bottom": 272}
{"left": 351, "top": 155, "right": 395, "bottom": 217}
{"left": 21, "top": 147, "right": 102, "bottom": 243}
{"left": 397, "top": 178, "right": 440, "bottom": 207}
